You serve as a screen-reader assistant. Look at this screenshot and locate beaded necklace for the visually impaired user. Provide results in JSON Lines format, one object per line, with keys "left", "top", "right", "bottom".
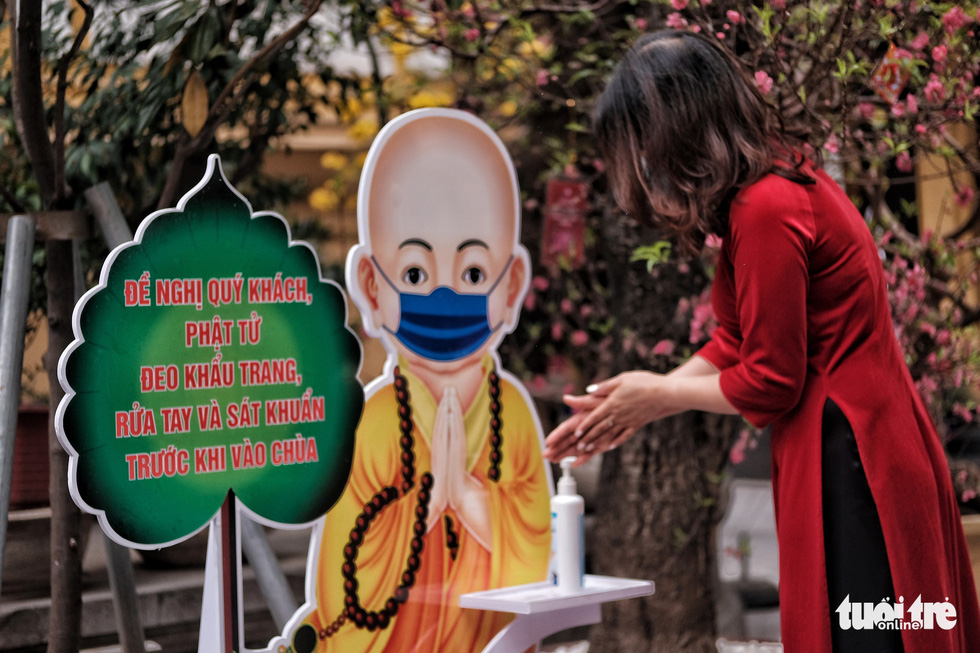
{"left": 296, "top": 365, "right": 504, "bottom": 648}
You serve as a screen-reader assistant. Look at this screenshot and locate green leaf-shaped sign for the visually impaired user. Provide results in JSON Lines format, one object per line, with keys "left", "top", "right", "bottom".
{"left": 56, "top": 155, "right": 363, "bottom": 548}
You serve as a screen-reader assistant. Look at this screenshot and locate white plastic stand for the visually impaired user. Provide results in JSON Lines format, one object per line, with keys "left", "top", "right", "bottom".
{"left": 459, "top": 574, "right": 655, "bottom": 653}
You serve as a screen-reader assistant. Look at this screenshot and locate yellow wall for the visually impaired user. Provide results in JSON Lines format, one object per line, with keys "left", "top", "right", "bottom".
{"left": 916, "top": 122, "right": 978, "bottom": 308}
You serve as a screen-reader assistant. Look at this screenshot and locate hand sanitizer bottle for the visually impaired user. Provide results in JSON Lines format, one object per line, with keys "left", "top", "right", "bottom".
{"left": 552, "top": 456, "right": 585, "bottom": 593}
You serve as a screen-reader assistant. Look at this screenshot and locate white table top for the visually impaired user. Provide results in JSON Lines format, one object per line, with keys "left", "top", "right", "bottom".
{"left": 459, "top": 574, "right": 655, "bottom": 615}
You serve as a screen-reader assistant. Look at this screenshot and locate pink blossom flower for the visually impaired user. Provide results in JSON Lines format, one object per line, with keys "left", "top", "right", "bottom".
{"left": 670, "top": 0, "right": 689, "bottom": 9}
{"left": 963, "top": 490, "right": 977, "bottom": 503}
{"left": 666, "top": 12, "right": 688, "bottom": 29}
{"left": 911, "top": 32, "right": 930, "bottom": 52}
{"left": 691, "top": 24, "right": 702, "bottom": 33}
{"left": 891, "top": 102, "right": 905, "bottom": 117}
{"left": 954, "top": 403, "right": 975, "bottom": 423}
{"left": 933, "top": 44, "right": 948, "bottom": 63}
{"left": 770, "top": 0, "right": 785, "bottom": 8}
{"left": 858, "top": 102, "right": 876, "bottom": 120}
{"left": 462, "top": 4, "right": 475, "bottom": 19}
{"left": 532, "top": 275, "right": 549, "bottom": 291}
{"left": 730, "top": 445, "right": 745, "bottom": 465}
{"left": 915, "top": 123, "right": 927, "bottom": 135}
{"left": 635, "top": 18, "right": 648, "bottom": 30}
{"left": 955, "top": 185, "right": 975, "bottom": 207}
{"left": 536, "top": 69, "right": 549, "bottom": 86}
{"left": 906, "top": 94, "right": 918, "bottom": 114}
{"left": 571, "top": 330, "right": 589, "bottom": 346}
{"left": 823, "top": 134, "right": 839, "bottom": 154}
{"left": 593, "top": 158, "right": 605, "bottom": 173}
{"left": 687, "top": 290, "right": 717, "bottom": 343}
{"left": 551, "top": 322, "right": 563, "bottom": 340}
{"left": 464, "top": 28, "right": 480, "bottom": 42}
{"left": 705, "top": 233, "right": 724, "bottom": 249}
{"left": 560, "top": 298, "right": 574, "bottom": 314}
{"left": 702, "top": 0, "right": 713, "bottom": 5}
{"left": 524, "top": 293, "right": 536, "bottom": 311}
{"left": 729, "top": 429, "right": 751, "bottom": 465}
{"left": 716, "top": 32, "right": 726, "bottom": 40}
{"left": 943, "top": 6, "right": 971, "bottom": 34}
{"left": 896, "top": 151, "right": 914, "bottom": 173}
{"left": 652, "top": 340, "right": 676, "bottom": 356}
{"left": 924, "top": 75, "right": 945, "bottom": 103}
{"left": 529, "top": 375, "right": 547, "bottom": 391}
{"left": 727, "top": 10, "right": 743, "bottom": 24}
{"left": 754, "top": 70, "right": 774, "bottom": 94}
{"left": 580, "top": 304, "right": 594, "bottom": 318}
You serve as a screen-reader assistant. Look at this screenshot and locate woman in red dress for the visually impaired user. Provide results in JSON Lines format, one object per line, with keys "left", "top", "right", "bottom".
{"left": 543, "top": 30, "right": 980, "bottom": 652}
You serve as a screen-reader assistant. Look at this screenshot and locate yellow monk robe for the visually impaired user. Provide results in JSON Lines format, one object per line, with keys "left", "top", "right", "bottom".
{"left": 306, "top": 356, "right": 552, "bottom": 652}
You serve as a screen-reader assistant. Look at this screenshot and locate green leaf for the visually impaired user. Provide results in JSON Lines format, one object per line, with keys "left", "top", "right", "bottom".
{"left": 631, "top": 241, "right": 673, "bottom": 272}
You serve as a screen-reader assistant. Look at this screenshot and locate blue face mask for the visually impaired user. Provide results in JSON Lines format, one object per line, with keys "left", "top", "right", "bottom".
{"left": 373, "top": 255, "right": 513, "bottom": 362}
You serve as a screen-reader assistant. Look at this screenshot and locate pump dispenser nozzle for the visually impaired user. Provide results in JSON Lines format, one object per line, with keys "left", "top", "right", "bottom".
{"left": 558, "top": 456, "right": 578, "bottom": 495}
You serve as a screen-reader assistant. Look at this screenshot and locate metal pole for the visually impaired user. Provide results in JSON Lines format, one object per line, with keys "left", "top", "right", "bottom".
{"left": 81, "top": 187, "right": 147, "bottom": 653}
{"left": 0, "top": 216, "right": 36, "bottom": 598}
{"left": 83, "top": 183, "right": 131, "bottom": 250}
{"left": 241, "top": 517, "right": 299, "bottom": 631}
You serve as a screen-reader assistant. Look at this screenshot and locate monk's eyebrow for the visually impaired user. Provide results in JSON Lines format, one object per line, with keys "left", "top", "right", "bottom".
{"left": 399, "top": 238, "right": 432, "bottom": 250}
{"left": 457, "top": 239, "right": 489, "bottom": 251}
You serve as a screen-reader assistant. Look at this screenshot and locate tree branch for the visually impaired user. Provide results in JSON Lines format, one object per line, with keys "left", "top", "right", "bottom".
{"left": 208, "top": 0, "right": 324, "bottom": 125}
{"left": 10, "top": 1, "right": 59, "bottom": 209}
{"left": 54, "top": 0, "right": 94, "bottom": 201}
{"left": 0, "top": 182, "right": 26, "bottom": 213}
{"left": 157, "top": 0, "right": 325, "bottom": 209}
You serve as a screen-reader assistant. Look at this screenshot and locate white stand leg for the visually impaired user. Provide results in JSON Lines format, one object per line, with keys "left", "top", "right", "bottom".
{"left": 480, "top": 603, "right": 602, "bottom": 653}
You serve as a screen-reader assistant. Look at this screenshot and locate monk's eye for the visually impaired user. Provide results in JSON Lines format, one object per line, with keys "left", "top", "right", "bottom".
{"left": 462, "top": 266, "right": 486, "bottom": 285}
{"left": 402, "top": 267, "right": 428, "bottom": 286}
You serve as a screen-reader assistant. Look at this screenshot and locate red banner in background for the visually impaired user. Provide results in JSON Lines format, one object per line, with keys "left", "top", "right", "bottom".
{"left": 542, "top": 176, "right": 589, "bottom": 269}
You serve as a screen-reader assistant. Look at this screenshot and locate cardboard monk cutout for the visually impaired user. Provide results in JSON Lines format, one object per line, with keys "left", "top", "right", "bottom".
{"left": 276, "top": 108, "right": 552, "bottom": 653}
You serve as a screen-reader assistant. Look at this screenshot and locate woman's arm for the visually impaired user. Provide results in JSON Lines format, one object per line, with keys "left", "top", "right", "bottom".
{"left": 667, "top": 354, "right": 721, "bottom": 378}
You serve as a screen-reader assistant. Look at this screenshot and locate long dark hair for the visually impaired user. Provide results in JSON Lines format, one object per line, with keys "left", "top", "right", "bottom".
{"left": 595, "top": 30, "right": 813, "bottom": 255}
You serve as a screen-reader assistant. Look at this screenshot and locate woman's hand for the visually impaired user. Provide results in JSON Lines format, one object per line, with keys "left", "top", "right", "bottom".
{"left": 543, "top": 371, "right": 679, "bottom": 466}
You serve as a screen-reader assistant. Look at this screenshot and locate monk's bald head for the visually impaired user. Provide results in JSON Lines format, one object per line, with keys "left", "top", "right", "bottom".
{"left": 363, "top": 114, "right": 519, "bottom": 251}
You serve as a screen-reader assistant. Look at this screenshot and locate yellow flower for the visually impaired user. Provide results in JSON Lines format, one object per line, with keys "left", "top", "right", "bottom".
{"left": 320, "top": 152, "right": 348, "bottom": 170}
{"left": 408, "top": 89, "right": 454, "bottom": 109}
{"left": 496, "top": 58, "right": 523, "bottom": 81}
{"left": 377, "top": 7, "right": 397, "bottom": 30}
{"left": 498, "top": 100, "right": 518, "bottom": 117}
{"left": 338, "top": 96, "right": 364, "bottom": 123}
{"left": 388, "top": 40, "right": 416, "bottom": 59}
{"left": 309, "top": 187, "right": 340, "bottom": 211}
{"left": 354, "top": 152, "right": 369, "bottom": 167}
{"left": 349, "top": 119, "right": 379, "bottom": 142}
{"left": 517, "top": 38, "right": 553, "bottom": 60}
